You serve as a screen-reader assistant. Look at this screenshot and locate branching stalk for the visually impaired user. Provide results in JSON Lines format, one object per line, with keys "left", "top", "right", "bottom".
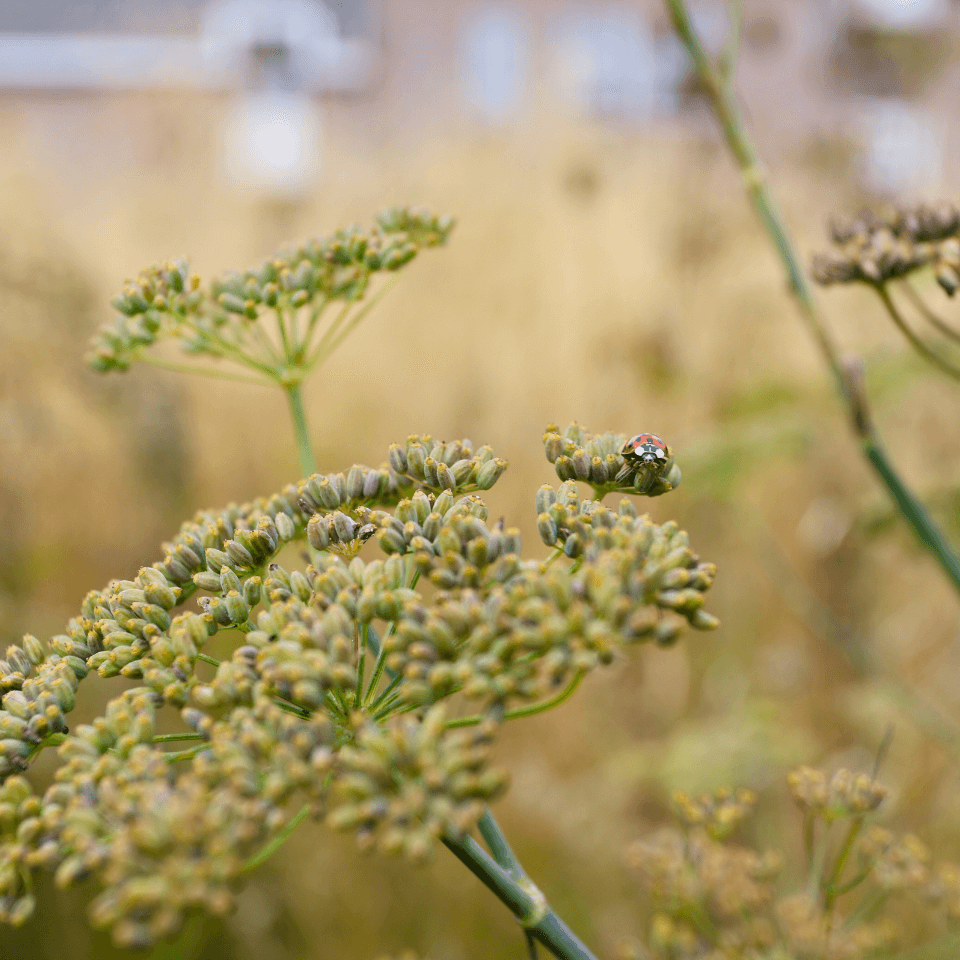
{"left": 876, "top": 285, "right": 960, "bottom": 381}
{"left": 665, "top": 0, "right": 960, "bottom": 602}
{"left": 902, "top": 280, "right": 960, "bottom": 346}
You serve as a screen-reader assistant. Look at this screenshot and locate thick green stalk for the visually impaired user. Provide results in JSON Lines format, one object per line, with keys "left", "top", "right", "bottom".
{"left": 441, "top": 832, "right": 599, "bottom": 960}
{"left": 666, "top": 0, "right": 960, "bottom": 601}
{"left": 285, "top": 383, "right": 316, "bottom": 477}
{"left": 863, "top": 440, "right": 960, "bottom": 593}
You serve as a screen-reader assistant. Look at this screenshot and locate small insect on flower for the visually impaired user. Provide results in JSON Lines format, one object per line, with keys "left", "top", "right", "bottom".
{"left": 617, "top": 433, "right": 681, "bottom": 496}
{"left": 621, "top": 433, "right": 669, "bottom": 467}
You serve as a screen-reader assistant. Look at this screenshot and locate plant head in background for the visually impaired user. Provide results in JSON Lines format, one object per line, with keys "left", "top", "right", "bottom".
{"left": 621, "top": 766, "right": 960, "bottom": 960}
{"left": 813, "top": 202, "right": 960, "bottom": 384}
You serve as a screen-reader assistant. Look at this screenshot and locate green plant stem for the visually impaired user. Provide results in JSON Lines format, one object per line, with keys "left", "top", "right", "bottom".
{"left": 477, "top": 809, "right": 524, "bottom": 876}
{"left": 666, "top": 0, "right": 960, "bottom": 602}
{"left": 824, "top": 816, "right": 865, "bottom": 911}
{"left": 902, "top": 280, "right": 960, "bottom": 346}
{"left": 441, "top": 831, "right": 600, "bottom": 960}
{"left": 297, "top": 295, "right": 329, "bottom": 360}
{"left": 285, "top": 383, "right": 316, "bottom": 478}
{"left": 843, "top": 887, "right": 889, "bottom": 929}
{"left": 275, "top": 307, "right": 293, "bottom": 360}
{"left": 26, "top": 732, "right": 67, "bottom": 762}
{"left": 178, "top": 316, "right": 279, "bottom": 379}
{"left": 242, "top": 802, "right": 312, "bottom": 873}
{"left": 363, "top": 624, "right": 393, "bottom": 706}
{"left": 135, "top": 352, "right": 273, "bottom": 386}
{"left": 805, "top": 819, "right": 831, "bottom": 903}
{"left": 665, "top": 0, "right": 841, "bottom": 381}
{"left": 367, "top": 673, "right": 404, "bottom": 714}
{"left": 307, "top": 279, "right": 399, "bottom": 369}
{"left": 354, "top": 624, "right": 367, "bottom": 707}
{"left": 863, "top": 440, "right": 960, "bottom": 595}
{"left": 876, "top": 285, "right": 960, "bottom": 381}
{"left": 307, "top": 299, "right": 353, "bottom": 365}
{"left": 152, "top": 732, "right": 205, "bottom": 744}
{"left": 446, "top": 671, "right": 586, "bottom": 729}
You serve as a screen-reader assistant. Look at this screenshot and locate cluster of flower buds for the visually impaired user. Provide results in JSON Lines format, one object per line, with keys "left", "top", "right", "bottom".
{"left": 19, "top": 687, "right": 333, "bottom": 950}
{"left": 543, "top": 422, "right": 680, "bottom": 498}
{"left": 812, "top": 202, "right": 960, "bottom": 294}
{"left": 388, "top": 435, "right": 507, "bottom": 495}
{"left": 672, "top": 786, "right": 757, "bottom": 841}
{"left": 857, "top": 827, "right": 931, "bottom": 892}
{"left": 0, "top": 430, "right": 718, "bottom": 946}
{"left": 626, "top": 827, "right": 779, "bottom": 935}
{"left": 536, "top": 482, "right": 718, "bottom": 638}
{"left": 87, "top": 207, "right": 454, "bottom": 373}
{"left": 787, "top": 766, "right": 887, "bottom": 818}
{"left": 0, "top": 635, "right": 86, "bottom": 775}
{"left": 775, "top": 893, "right": 896, "bottom": 960}
{"left": 327, "top": 708, "right": 506, "bottom": 862}
{"left": 630, "top": 765, "right": 960, "bottom": 960}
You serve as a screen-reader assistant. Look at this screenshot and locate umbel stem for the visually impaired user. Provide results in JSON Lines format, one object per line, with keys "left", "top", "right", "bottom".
{"left": 665, "top": 0, "right": 960, "bottom": 601}
{"left": 285, "top": 383, "right": 316, "bottom": 479}
{"left": 282, "top": 371, "right": 600, "bottom": 960}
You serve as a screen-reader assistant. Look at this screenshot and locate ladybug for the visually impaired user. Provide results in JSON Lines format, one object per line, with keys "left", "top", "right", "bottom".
{"left": 617, "top": 432, "right": 680, "bottom": 496}
{"left": 621, "top": 433, "right": 669, "bottom": 466}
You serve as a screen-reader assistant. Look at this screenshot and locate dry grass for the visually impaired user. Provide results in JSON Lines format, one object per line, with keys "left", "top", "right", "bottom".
{"left": 2, "top": 95, "right": 960, "bottom": 959}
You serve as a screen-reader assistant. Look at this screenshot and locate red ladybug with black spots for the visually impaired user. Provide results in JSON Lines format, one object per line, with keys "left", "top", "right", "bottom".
{"left": 617, "top": 433, "right": 681, "bottom": 496}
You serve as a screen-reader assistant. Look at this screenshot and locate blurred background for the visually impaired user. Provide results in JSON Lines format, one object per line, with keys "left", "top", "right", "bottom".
{"left": 1, "top": 0, "right": 960, "bottom": 957}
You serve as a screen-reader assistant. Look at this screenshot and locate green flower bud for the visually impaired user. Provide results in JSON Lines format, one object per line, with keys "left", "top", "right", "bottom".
{"left": 451, "top": 459, "right": 475, "bottom": 485}
{"left": 475, "top": 458, "right": 507, "bottom": 490}
{"left": 346, "top": 466, "right": 365, "bottom": 501}
{"left": 538, "top": 513, "right": 558, "bottom": 546}
{"left": 225, "top": 540, "right": 255, "bottom": 569}
{"left": 690, "top": 609, "right": 720, "bottom": 630}
{"left": 572, "top": 448, "right": 591, "bottom": 480}
{"left": 589, "top": 455, "right": 609, "bottom": 485}
{"left": 205, "top": 548, "right": 233, "bottom": 572}
{"left": 436, "top": 462, "right": 456, "bottom": 491}
{"left": 389, "top": 443, "right": 408, "bottom": 474}
{"left": 317, "top": 477, "right": 342, "bottom": 511}
{"left": 555, "top": 456, "right": 575, "bottom": 481}
{"left": 275, "top": 511, "right": 296, "bottom": 541}
{"left": 220, "top": 566, "right": 242, "bottom": 595}
{"left": 243, "top": 576, "right": 262, "bottom": 607}
{"left": 406, "top": 444, "right": 426, "bottom": 479}
{"left": 307, "top": 515, "right": 331, "bottom": 550}
{"left": 327, "top": 512, "right": 354, "bottom": 543}
{"left": 224, "top": 591, "right": 250, "bottom": 624}
{"left": 544, "top": 432, "right": 564, "bottom": 463}
{"left": 192, "top": 571, "right": 221, "bottom": 592}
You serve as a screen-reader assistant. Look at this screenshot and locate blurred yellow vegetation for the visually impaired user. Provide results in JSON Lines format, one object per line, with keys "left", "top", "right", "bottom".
{"left": 1, "top": 97, "right": 960, "bottom": 959}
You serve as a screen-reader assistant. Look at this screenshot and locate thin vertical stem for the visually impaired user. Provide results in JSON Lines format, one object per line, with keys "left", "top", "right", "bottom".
{"left": 285, "top": 383, "right": 316, "bottom": 477}
{"left": 665, "top": 0, "right": 960, "bottom": 602}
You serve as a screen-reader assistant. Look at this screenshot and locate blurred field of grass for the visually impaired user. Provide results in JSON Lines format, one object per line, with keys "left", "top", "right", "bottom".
{"left": 2, "top": 96, "right": 960, "bottom": 959}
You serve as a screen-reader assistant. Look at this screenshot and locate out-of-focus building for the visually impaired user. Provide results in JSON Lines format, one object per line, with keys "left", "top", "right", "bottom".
{"left": 0, "top": 0, "right": 957, "bottom": 195}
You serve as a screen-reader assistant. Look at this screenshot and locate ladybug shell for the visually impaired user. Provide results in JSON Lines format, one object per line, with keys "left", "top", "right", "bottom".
{"left": 622, "top": 433, "right": 669, "bottom": 462}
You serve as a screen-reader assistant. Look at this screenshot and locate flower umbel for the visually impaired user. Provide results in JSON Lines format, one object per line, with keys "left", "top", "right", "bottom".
{"left": 0, "top": 433, "right": 718, "bottom": 947}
